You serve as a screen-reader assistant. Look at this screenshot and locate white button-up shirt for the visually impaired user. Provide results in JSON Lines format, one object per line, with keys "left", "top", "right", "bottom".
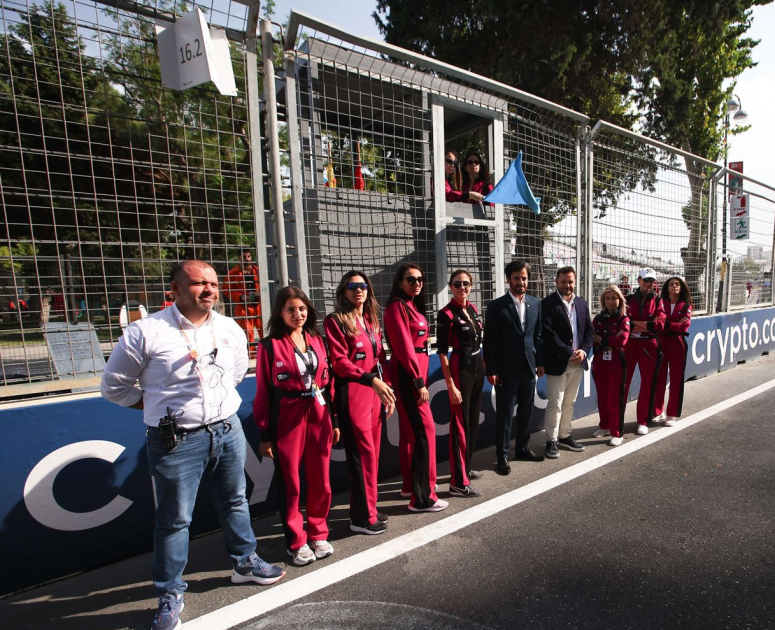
{"left": 558, "top": 290, "right": 579, "bottom": 351}
{"left": 510, "top": 291, "right": 526, "bottom": 330}
{"left": 101, "top": 303, "right": 248, "bottom": 429}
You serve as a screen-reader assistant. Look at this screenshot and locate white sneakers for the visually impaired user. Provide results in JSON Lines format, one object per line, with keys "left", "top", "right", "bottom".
{"left": 609, "top": 436, "right": 623, "bottom": 446}
{"left": 408, "top": 499, "right": 449, "bottom": 513}
{"left": 287, "top": 543, "right": 315, "bottom": 566}
{"left": 312, "top": 539, "right": 334, "bottom": 559}
{"left": 593, "top": 429, "right": 611, "bottom": 438}
{"left": 399, "top": 490, "right": 412, "bottom": 498}
{"left": 652, "top": 412, "right": 666, "bottom": 423}
{"left": 664, "top": 416, "right": 678, "bottom": 426}
{"left": 636, "top": 424, "right": 649, "bottom": 435}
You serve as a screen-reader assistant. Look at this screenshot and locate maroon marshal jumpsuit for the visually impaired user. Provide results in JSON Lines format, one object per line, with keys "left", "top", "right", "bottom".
{"left": 323, "top": 314, "right": 389, "bottom": 528}
{"left": 654, "top": 300, "right": 692, "bottom": 419}
{"left": 384, "top": 297, "right": 439, "bottom": 510}
{"left": 253, "top": 333, "right": 334, "bottom": 552}
{"left": 624, "top": 291, "right": 666, "bottom": 427}
{"left": 592, "top": 312, "right": 630, "bottom": 438}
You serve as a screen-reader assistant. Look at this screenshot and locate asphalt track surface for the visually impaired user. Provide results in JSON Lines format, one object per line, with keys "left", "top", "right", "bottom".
{"left": 3, "top": 353, "right": 775, "bottom": 629}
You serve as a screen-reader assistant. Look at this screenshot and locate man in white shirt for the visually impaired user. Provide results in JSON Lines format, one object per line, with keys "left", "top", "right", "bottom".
{"left": 101, "top": 260, "right": 284, "bottom": 630}
{"left": 540, "top": 267, "right": 594, "bottom": 459}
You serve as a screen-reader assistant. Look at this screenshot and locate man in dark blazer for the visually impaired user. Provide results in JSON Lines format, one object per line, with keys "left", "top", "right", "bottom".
{"left": 483, "top": 260, "right": 544, "bottom": 475}
{"left": 541, "top": 266, "right": 594, "bottom": 459}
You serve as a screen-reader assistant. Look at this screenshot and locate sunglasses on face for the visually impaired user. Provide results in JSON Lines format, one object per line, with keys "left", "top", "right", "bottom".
{"left": 405, "top": 276, "right": 425, "bottom": 286}
{"left": 346, "top": 282, "right": 368, "bottom": 291}
{"left": 452, "top": 280, "right": 471, "bottom": 288}
{"left": 642, "top": 278, "right": 655, "bottom": 283}
{"left": 466, "top": 160, "right": 480, "bottom": 166}
{"left": 445, "top": 159, "right": 457, "bottom": 166}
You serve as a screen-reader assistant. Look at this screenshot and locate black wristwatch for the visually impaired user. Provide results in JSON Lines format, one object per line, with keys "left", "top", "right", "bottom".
{"left": 413, "top": 377, "right": 425, "bottom": 389}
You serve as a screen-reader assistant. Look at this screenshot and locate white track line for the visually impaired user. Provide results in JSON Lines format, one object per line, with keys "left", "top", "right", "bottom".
{"left": 185, "top": 377, "right": 775, "bottom": 630}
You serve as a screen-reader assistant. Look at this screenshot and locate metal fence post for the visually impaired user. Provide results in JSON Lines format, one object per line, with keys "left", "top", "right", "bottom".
{"left": 244, "top": 1, "right": 272, "bottom": 324}
{"left": 431, "top": 101, "right": 447, "bottom": 310}
{"left": 260, "top": 19, "right": 289, "bottom": 287}
{"left": 580, "top": 126, "right": 594, "bottom": 302}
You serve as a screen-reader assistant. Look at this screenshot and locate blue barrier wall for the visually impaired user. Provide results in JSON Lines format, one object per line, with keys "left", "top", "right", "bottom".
{"left": 2, "top": 307, "right": 774, "bottom": 595}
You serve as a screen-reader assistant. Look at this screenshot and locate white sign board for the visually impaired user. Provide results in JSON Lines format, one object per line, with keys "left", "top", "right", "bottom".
{"left": 43, "top": 323, "right": 106, "bottom": 376}
{"left": 156, "top": 8, "right": 237, "bottom": 96}
{"left": 730, "top": 193, "right": 750, "bottom": 241}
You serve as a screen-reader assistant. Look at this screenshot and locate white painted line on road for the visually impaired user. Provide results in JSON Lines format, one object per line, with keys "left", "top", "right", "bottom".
{"left": 185, "top": 376, "right": 775, "bottom": 630}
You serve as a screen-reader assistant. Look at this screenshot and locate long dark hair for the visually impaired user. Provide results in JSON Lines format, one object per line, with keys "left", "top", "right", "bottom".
{"left": 660, "top": 276, "right": 693, "bottom": 306}
{"left": 446, "top": 150, "right": 462, "bottom": 191}
{"left": 331, "top": 270, "right": 381, "bottom": 337}
{"left": 266, "top": 286, "right": 320, "bottom": 339}
{"left": 461, "top": 150, "right": 491, "bottom": 189}
{"left": 386, "top": 262, "right": 426, "bottom": 315}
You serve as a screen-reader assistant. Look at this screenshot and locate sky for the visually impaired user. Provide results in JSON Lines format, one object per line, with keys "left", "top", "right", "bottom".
{"left": 269, "top": 0, "right": 775, "bottom": 186}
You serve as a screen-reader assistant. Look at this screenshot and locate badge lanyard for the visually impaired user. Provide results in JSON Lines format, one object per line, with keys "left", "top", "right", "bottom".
{"left": 178, "top": 320, "right": 218, "bottom": 383}
{"left": 293, "top": 337, "right": 325, "bottom": 406}
{"left": 362, "top": 318, "right": 383, "bottom": 380}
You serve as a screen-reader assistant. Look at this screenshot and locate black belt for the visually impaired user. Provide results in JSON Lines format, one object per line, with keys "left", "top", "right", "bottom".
{"left": 414, "top": 347, "right": 428, "bottom": 354}
{"left": 278, "top": 386, "right": 328, "bottom": 399}
{"left": 452, "top": 348, "right": 481, "bottom": 356}
{"left": 175, "top": 418, "right": 229, "bottom": 435}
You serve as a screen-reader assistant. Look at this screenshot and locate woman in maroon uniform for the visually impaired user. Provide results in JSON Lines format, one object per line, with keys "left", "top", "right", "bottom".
{"left": 254, "top": 287, "right": 339, "bottom": 566}
{"left": 324, "top": 271, "right": 395, "bottom": 535}
{"left": 459, "top": 150, "right": 493, "bottom": 206}
{"left": 592, "top": 285, "right": 630, "bottom": 446}
{"left": 624, "top": 268, "right": 666, "bottom": 435}
{"left": 444, "top": 151, "right": 462, "bottom": 202}
{"left": 437, "top": 269, "right": 485, "bottom": 498}
{"left": 653, "top": 277, "right": 693, "bottom": 427}
{"left": 384, "top": 263, "right": 448, "bottom": 513}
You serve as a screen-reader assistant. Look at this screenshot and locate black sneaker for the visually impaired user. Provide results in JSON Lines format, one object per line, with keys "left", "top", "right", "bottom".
{"left": 468, "top": 470, "right": 484, "bottom": 480}
{"left": 558, "top": 435, "right": 585, "bottom": 452}
{"left": 449, "top": 484, "right": 483, "bottom": 498}
{"left": 350, "top": 520, "right": 387, "bottom": 535}
{"left": 545, "top": 440, "right": 560, "bottom": 459}
{"left": 377, "top": 512, "right": 388, "bottom": 522}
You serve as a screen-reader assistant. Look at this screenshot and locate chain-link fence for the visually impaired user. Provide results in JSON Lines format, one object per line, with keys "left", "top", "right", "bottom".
{"left": 0, "top": 0, "right": 268, "bottom": 388}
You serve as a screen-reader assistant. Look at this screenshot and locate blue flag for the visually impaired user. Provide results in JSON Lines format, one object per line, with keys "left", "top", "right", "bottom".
{"left": 484, "top": 151, "right": 541, "bottom": 214}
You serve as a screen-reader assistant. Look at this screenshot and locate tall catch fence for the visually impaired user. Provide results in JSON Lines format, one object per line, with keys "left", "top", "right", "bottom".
{"left": 714, "top": 169, "right": 775, "bottom": 310}
{"left": 0, "top": 0, "right": 270, "bottom": 390}
{"left": 1, "top": 5, "right": 774, "bottom": 397}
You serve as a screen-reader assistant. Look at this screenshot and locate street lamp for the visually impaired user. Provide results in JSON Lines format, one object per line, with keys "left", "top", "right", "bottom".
{"left": 722, "top": 94, "right": 749, "bottom": 256}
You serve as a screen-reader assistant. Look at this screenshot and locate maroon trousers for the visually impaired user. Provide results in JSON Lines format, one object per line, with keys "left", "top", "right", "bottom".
{"left": 624, "top": 337, "right": 662, "bottom": 426}
{"left": 654, "top": 335, "right": 687, "bottom": 418}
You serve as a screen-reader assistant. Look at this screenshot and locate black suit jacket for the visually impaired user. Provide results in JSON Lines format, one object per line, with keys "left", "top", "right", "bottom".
{"left": 540, "top": 291, "right": 594, "bottom": 376}
{"left": 483, "top": 292, "right": 543, "bottom": 379}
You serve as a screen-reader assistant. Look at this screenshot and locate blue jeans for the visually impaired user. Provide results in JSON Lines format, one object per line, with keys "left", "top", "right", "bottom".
{"left": 146, "top": 415, "right": 256, "bottom": 596}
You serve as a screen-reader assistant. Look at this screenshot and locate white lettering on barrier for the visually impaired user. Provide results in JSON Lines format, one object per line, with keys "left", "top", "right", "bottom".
{"left": 243, "top": 444, "right": 275, "bottom": 504}
{"left": 23, "top": 440, "right": 133, "bottom": 532}
{"left": 749, "top": 322, "right": 759, "bottom": 348}
{"left": 763, "top": 320, "right": 770, "bottom": 344}
{"left": 730, "top": 326, "right": 742, "bottom": 361}
{"left": 692, "top": 331, "right": 706, "bottom": 363}
{"left": 717, "top": 327, "right": 729, "bottom": 366}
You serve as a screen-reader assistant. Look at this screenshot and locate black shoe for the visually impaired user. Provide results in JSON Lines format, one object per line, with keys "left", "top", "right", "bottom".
{"left": 468, "top": 470, "right": 484, "bottom": 480}
{"left": 377, "top": 512, "right": 388, "bottom": 522}
{"left": 350, "top": 520, "right": 387, "bottom": 535}
{"left": 545, "top": 440, "right": 559, "bottom": 459}
{"left": 558, "top": 435, "right": 585, "bottom": 452}
{"left": 449, "top": 484, "right": 483, "bottom": 498}
{"left": 514, "top": 448, "right": 545, "bottom": 462}
{"left": 496, "top": 458, "right": 511, "bottom": 475}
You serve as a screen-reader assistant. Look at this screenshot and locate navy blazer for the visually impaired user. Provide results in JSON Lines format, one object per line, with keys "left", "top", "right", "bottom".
{"left": 540, "top": 291, "right": 594, "bottom": 375}
{"left": 483, "top": 292, "right": 543, "bottom": 378}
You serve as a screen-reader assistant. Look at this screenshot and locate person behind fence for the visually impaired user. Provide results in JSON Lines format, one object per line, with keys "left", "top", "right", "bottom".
{"left": 624, "top": 267, "right": 666, "bottom": 435}
{"left": 653, "top": 277, "right": 693, "bottom": 427}
{"left": 324, "top": 271, "right": 395, "bottom": 535}
{"left": 591, "top": 285, "right": 631, "bottom": 447}
{"left": 225, "top": 249, "right": 263, "bottom": 356}
{"left": 443, "top": 150, "right": 463, "bottom": 201}
{"left": 483, "top": 260, "right": 545, "bottom": 476}
{"left": 460, "top": 150, "right": 494, "bottom": 206}
{"left": 384, "top": 263, "right": 449, "bottom": 513}
{"left": 540, "top": 266, "right": 593, "bottom": 459}
{"left": 100, "top": 260, "right": 284, "bottom": 630}
{"left": 437, "top": 269, "right": 485, "bottom": 498}
{"left": 254, "top": 286, "right": 339, "bottom": 566}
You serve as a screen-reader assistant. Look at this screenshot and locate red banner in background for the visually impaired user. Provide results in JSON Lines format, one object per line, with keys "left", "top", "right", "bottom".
{"left": 729, "top": 161, "right": 744, "bottom": 193}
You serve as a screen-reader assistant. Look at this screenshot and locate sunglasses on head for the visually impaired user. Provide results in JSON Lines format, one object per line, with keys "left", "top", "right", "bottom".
{"left": 445, "top": 159, "right": 457, "bottom": 166}
{"left": 405, "top": 276, "right": 425, "bottom": 286}
{"left": 346, "top": 282, "right": 368, "bottom": 291}
{"left": 452, "top": 280, "right": 471, "bottom": 288}
{"left": 466, "top": 160, "right": 480, "bottom": 166}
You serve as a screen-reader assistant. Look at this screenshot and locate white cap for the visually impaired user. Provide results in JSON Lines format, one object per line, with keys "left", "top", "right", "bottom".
{"left": 638, "top": 267, "right": 657, "bottom": 280}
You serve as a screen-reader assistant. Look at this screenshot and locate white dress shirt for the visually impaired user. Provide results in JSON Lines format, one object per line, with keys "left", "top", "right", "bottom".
{"left": 510, "top": 291, "right": 526, "bottom": 330}
{"left": 558, "top": 290, "right": 579, "bottom": 351}
{"left": 101, "top": 303, "right": 249, "bottom": 429}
